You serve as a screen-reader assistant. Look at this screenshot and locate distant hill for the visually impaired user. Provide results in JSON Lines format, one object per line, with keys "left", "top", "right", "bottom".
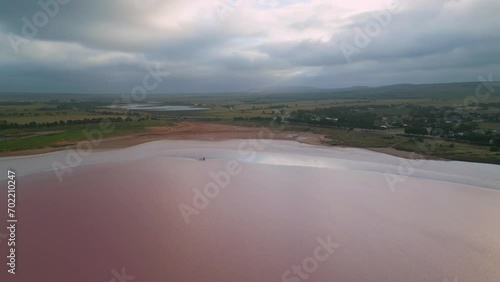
{"left": 246, "top": 85, "right": 374, "bottom": 94}
{"left": 341, "top": 82, "right": 493, "bottom": 99}
{"left": 2, "top": 81, "right": 498, "bottom": 101}
{"left": 246, "top": 86, "right": 329, "bottom": 94}
{"left": 242, "top": 82, "right": 499, "bottom": 101}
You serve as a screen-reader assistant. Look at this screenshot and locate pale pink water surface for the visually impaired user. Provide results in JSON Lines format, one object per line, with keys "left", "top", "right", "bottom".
{"left": 0, "top": 140, "right": 499, "bottom": 282}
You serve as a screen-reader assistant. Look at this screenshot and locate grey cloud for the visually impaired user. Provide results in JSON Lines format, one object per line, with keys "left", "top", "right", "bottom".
{"left": 0, "top": 0, "right": 498, "bottom": 93}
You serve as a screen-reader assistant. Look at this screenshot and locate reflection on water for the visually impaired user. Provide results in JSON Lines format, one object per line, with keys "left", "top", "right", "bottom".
{"left": 0, "top": 140, "right": 500, "bottom": 281}
{"left": 1, "top": 140, "right": 498, "bottom": 190}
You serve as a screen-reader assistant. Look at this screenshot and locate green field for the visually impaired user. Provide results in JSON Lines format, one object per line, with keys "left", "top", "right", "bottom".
{"left": 0, "top": 120, "right": 174, "bottom": 152}
{"left": 1, "top": 83, "right": 499, "bottom": 163}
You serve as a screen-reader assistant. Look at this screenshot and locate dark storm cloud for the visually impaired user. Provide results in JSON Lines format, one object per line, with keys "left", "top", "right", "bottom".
{"left": 0, "top": 0, "right": 499, "bottom": 93}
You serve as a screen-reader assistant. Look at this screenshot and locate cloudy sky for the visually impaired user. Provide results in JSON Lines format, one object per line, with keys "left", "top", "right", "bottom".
{"left": 0, "top": 0, "right": 499, "bottom": 93}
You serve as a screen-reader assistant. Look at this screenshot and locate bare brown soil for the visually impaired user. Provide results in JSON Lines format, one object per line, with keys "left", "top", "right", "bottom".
{"left": 0, "top": 122, "right": 432, "bottom": 160}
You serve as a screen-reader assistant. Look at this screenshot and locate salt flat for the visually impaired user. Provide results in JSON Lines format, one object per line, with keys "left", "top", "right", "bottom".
{"left": 0, "top": 140, "right": 499, "bottom": 282}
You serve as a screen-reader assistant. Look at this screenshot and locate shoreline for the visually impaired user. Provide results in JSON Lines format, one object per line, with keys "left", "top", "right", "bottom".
{"left": 8, "top": 139, "right": 500, "bottom": 282}
{"left": 0, "top": 122, "right": 443, "bottom": 161}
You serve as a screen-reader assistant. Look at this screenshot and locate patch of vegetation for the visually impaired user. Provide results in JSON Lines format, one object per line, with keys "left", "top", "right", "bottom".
{"left": 1, "top": 86, "right": 499, "bottom": 164}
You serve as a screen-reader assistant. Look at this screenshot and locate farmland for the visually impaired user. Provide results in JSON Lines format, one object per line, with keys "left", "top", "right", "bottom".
{"left": 1, "top": 82, "right": 499, "bottom": 163}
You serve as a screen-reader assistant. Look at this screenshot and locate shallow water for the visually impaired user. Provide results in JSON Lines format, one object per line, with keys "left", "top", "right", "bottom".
{"left": 105, "top": 103, "right": 208, "bottom": 111}
{"left": 0, "top": 140, "right": 499, "bottom": 282}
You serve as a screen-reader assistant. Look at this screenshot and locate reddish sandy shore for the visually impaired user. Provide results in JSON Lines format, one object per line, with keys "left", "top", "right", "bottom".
{"left": 0, "top": 122, "right": 425, "bottom": 160}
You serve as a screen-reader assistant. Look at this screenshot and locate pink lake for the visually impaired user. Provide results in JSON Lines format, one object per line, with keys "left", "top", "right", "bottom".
{"left": 0, "top": 140, "right": 499, "bottom": 282}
